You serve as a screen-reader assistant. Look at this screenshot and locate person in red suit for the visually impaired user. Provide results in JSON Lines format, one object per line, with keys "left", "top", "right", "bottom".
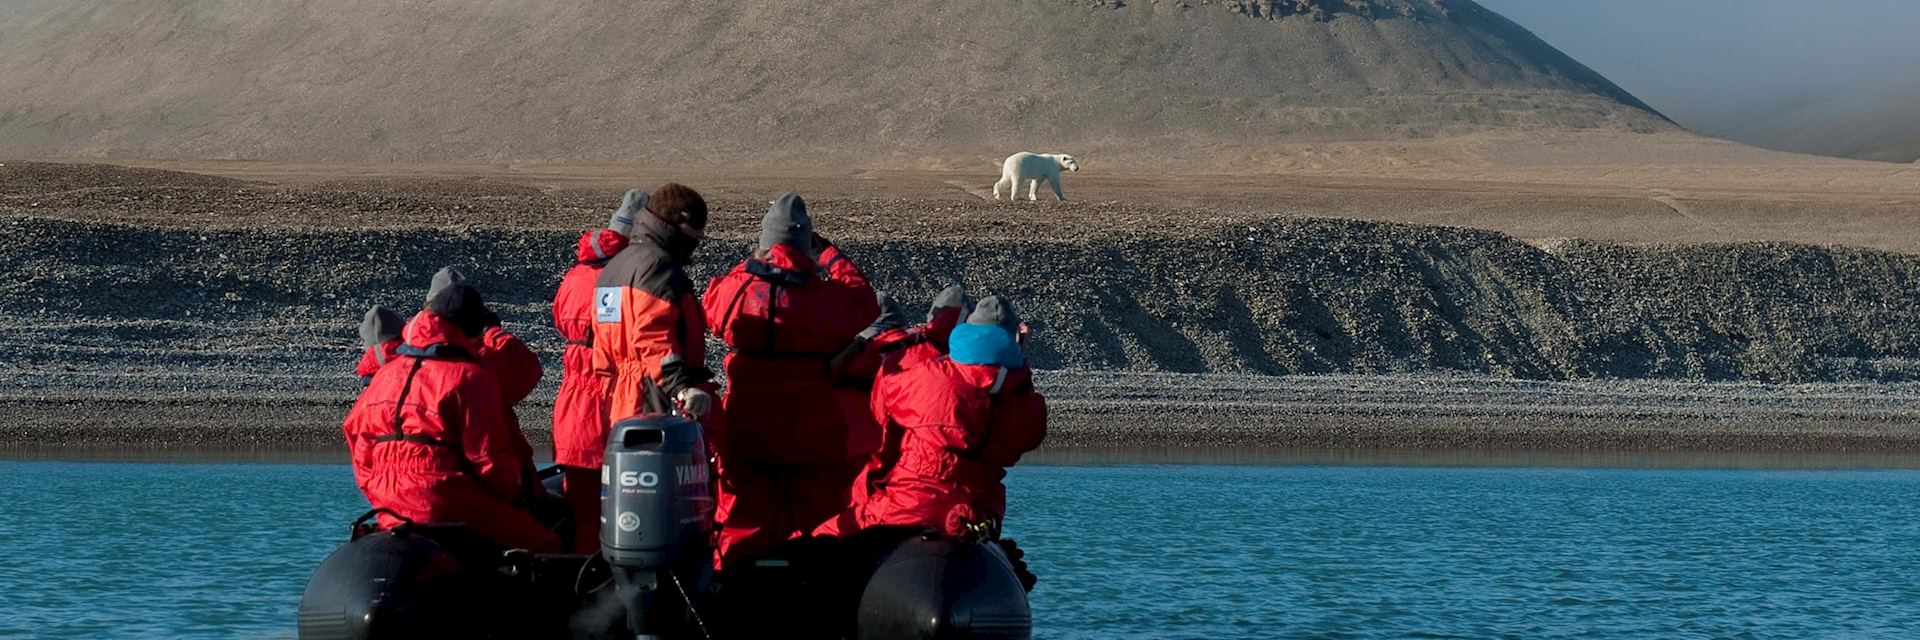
{"left": 814, "top": 295, "right": 1047, "bottom": 541}
{"left": 702, "top": 192, "right": 881, "bottom": 570}
{"left": 549, "top": 212, "right": 633, "bottom": 552}
{"left": 342, "top": 283, "right": 561, "bottom": 553}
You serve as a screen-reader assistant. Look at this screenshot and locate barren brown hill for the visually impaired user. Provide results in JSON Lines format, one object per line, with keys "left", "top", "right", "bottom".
{"left": 0, "top": 0, "right": 1671, "bottom": 167}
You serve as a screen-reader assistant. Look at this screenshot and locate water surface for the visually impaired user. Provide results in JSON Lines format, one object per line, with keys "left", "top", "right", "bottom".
{"left": 2, "top": 461, "right": 1915, "bottom": 638}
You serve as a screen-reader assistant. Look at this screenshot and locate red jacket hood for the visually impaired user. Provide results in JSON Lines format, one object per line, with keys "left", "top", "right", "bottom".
{"left": 755, "top": 243, "right": 817, "bottom": 276}
{"left": 401, "top": 310, "right": 481, "bottom": 355}
{"left": 576, "top": 229, "right": 631, "bottom": 264}
{"left": 952, "top": 360, "right": 1033, "bottom": 395}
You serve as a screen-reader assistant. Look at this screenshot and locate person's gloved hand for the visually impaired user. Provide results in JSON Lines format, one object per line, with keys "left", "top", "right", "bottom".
{"left": 613, "top": 188, "right": 650, "bottom": 230}
{"left": 674, "top": 387, "right": 714, "bottom": 418}
{"left": 997, "top": 538, "right": 1038, "bottom": 593}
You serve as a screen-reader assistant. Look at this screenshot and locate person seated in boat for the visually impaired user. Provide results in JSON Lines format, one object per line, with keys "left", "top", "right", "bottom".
{"left": 425, "top": 267, "right": 549, "bottom": 496}
{"left": 813, "top": 295, "right": 1048, "bottom": 542}
{"left": 354, "top": 305, "right": 405, "bottom": 386}
{"left": 341, "top": 282, "right": 563, "bottom": 553}
{"left": 829, "top": 286, "right": 969, "bottom": 510}
{"left": 701, "top": 192, "right": 882, "bottom": 570}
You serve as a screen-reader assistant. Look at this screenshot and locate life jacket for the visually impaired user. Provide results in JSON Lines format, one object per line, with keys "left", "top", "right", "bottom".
{"left": 703, "top": 243, "right": 880, "bottom": 465}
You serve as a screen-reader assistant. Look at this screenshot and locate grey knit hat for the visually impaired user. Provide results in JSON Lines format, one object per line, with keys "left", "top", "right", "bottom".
{"left": 426, "top": 266, "right": 467, "bottom": 301}
{"left": 928, "top": 285, "right": 971, "bottom": 322}
{"left": 859, "top": 291, "right": 909, "bottom": 340}
{"left": 966, "top": 295, "right": 1021, "bottom": 335}
{"left": 758, "top": 192, "right": 814, "bottom": 254}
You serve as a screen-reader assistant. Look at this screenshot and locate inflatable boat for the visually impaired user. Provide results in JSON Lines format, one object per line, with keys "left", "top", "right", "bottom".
{"left": 297, "top": 415, "right": 1033, "bottom": 639}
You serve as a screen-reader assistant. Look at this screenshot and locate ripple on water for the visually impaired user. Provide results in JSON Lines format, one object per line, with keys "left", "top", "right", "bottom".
{"left": 1007, "top": 465, "right": 1920, "bottom": 639}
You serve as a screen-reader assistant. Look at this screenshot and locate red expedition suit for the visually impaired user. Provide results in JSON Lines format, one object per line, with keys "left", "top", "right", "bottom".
{"left": 815, "top": 243, "right": 887, "bottom": 462}
{"left": 815, "top": 357, "right": 1047, "bottom": 539}
{"left": 551, "top": 229, "right": 631, "bottom": 552}
{"left": 703, "top": 242, "right": 880, "bottom": 568}
{"left": 341, "top": 311, "right": 561, "bottom": 552}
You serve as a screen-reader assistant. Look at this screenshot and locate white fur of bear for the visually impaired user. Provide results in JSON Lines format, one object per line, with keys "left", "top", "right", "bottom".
{"left": 993, "top": 152, "right": 1079, "bottom": 202}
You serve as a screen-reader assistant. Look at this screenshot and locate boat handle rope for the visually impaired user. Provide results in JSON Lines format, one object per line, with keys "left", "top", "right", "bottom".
{"left": 670, "top": 568, "right": 714, "bottom": 640}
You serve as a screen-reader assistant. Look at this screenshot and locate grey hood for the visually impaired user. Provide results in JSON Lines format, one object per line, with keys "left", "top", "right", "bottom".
{"left": 860, "top": 290, "right": 909, "bottom": 340}
{"left": 358, "top": 305, "right": 405, "bottom": 348}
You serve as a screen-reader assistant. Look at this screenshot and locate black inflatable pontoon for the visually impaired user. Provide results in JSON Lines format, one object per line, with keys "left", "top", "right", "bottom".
{"left": 298, "top": 415, "right": 1033, "bottom": 640}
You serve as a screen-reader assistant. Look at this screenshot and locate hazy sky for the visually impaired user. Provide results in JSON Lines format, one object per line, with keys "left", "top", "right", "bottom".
{"left": 1476, "top": 0, "right": 1920, "bottom": 157}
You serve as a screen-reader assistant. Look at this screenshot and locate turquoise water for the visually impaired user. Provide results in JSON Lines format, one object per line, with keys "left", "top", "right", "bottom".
{"left": 2, "top": 461, "right": 1917, "bottom": 638}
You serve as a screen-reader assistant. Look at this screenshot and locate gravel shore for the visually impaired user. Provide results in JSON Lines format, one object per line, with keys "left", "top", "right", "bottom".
{"left": 8, "top": 367, "right": 1920, "bottom": 454}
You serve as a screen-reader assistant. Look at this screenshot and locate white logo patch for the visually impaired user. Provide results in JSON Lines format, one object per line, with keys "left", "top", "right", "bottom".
{"left": 617, "top": 511, "right": 641, "bottom": 533}
{"left": 594, "top": 286, "right": 622, "bottom": 323}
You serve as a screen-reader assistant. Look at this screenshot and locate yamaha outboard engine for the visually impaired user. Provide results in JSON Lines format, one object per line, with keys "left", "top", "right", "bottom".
{"left": 601, "top": 414, "right": 714, "bottom": 638}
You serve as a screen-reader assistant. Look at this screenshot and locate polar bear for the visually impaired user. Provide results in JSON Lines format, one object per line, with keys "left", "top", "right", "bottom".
{"left": 993, "top": 152, "right": 1079, "bottom": 202}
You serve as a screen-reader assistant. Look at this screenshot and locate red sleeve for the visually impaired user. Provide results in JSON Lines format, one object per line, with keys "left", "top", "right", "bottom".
{"left": 818, "top": 245, "right": 872, "bottom": 290}
{"left": 702, "top": 275, "right": 733, "bottom": 339}
{"left": 452, "top": 371, "right": 527, "bottom": 501}
{"left": 667, "top": 288, "right": 710, "bottom": 394}
{"left": 702, "top": 269, "right": 755, "bottom": 348}
{"left": 981, "top": 391, "right": 1048, "bottom": 467}
{"left": 479, "top": 327, "right": 544, "bottom": 407}
{"left": 354, "top": 347, "right": 381, "bottom": 379}
{"left": 341, "top": 386, "right": 380, "bottom": 495}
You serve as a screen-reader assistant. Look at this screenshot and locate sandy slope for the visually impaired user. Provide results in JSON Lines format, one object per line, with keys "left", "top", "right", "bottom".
{"left": 0, "top": 0, "right": 1668, "bottom": 167}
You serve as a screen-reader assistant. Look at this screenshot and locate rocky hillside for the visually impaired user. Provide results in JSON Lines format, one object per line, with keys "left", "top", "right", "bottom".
{"left": 0, "top": 0, "right": 1671, "bottom": 167}
{"left": 6, "top": 167, "right": 1919, "bottom": 386}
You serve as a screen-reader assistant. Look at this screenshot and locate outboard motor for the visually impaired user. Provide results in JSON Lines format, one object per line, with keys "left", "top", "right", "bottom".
{"left": 601, "top": 414, "right": 715, "bottom": 638}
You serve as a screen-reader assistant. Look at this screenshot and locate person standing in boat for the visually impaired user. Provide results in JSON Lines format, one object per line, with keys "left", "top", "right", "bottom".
{"left": 591, "top": 184, "right": 717, "bottom": 422}
{"left": 701, "top": 192, "right": 882, "bottom": 570}
{"left": 341, "top": 283, "right": 562, "bottom": 553}
{"left": 548, "top": 208, "right": 634, "bottom": 553}
{"left": 354, "top": 304, "right": 405, "bottom": 386}
{"left": 814, "top": 295, "right": 1048, "bottom": 542}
